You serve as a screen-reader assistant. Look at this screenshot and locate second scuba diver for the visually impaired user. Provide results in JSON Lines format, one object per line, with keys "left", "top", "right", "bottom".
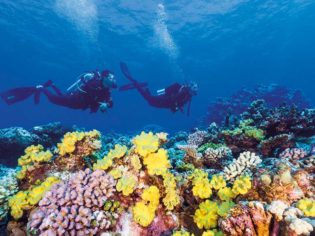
{"left": 0, "top": 70, "right": 117, "bottom": 113}
{"left": 119, "top": 62, "right": 198, "bottom": 115}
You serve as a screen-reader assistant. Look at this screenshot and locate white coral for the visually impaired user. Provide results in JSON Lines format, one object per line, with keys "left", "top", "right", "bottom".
{"left": 223, "top": 151, "right": 261, "bottom": 180}
{"left": 286, "top": 217, "right": 313, "bottom": 236}
{"left": 267, "top": 200, "right": 289, "bottom": 221}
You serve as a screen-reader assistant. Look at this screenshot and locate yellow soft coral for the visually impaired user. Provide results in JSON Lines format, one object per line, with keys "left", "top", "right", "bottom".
{"left": 109, "top": 168, "right": 123, "bottom": 179}
{"left": 9, "top": 176, "right": 59, "bottom": 219}
{"left": 142, "top": 186, "right": 160, "bottom": 208}
{"left": 93, "top": 145, "right": 128, "bottom": 171}
{"left": 57, "top": 130, "right": 100, "bottom": 156}
{"left": 190, "top": 169, "right": 212, "bottom": 199}
{"left": 93, "top": 157, "right": 113, "bottom": 170}
{"left": 107, "top": 144, "right": 127, "bottom": 159}
{"left": 116, "top": 173, "right": 137, "bottom": 196}
{"left": 8, "top": 191, "right": 29, "bottom": 220}
{"left": 163, "top": 189, "right": 180, "bottom": 210}
{"left": 144, "top": 148, "right": 171, "bottom": 176}
{"left": 218, "top": 187, "right": 235, "bottom": 201}
{"left": 132, "top": 185, "right": 161, "bottom": 227}
{"left": 210, "top": 175, "right": 226, "bottom": 190}
{"left": 161, "top": 171, "right": 180, "bottom": 210}
{"left": 132, "top": 201, "right": 156, "bottom": 227}
{"left": 232, "top": 175, "right": 252, "bottom": 195}
{"left": 192, "top": 178, "right": 212, "bottom": 199}
{"left": 130, "top": 155, "right": 142, "bottom": 171}
{"left": 297, "top": 198, "right": 315, "bottom": 217}
{"left": 133, "top": 131, "right": 159, "bottom": 157}
{"left": 16, "top": 145, "right": 53, "bottom": 180}
{"left": 194, "top": 200, "right": 219, "bottom": 229}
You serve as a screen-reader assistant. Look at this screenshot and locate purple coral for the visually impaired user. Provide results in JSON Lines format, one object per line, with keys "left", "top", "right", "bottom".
{"left": 28, "top": 169, "right": 117, "bottom": 236}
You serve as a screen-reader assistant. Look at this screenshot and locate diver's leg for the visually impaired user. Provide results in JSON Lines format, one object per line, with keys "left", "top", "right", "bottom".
{"left": 41, "top": 89, "right": 71, "bottom": 107}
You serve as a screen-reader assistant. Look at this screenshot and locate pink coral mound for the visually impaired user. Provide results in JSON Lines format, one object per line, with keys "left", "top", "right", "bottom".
{"left": 28, "top": 169, "right": 117, "bottom": 236}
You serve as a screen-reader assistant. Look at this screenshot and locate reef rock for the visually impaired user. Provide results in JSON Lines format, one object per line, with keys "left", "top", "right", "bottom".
{"left": 0, "top": 122, "right": 73, "bottom": 166}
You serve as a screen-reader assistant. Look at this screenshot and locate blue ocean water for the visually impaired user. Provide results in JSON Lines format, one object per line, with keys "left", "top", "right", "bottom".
{"left": 0, "top": 0, "right": 315, "bottom": 133}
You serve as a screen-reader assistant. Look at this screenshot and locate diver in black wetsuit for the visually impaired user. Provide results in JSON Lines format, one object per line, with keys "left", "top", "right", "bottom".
{"left": 119, "top": 62, "right": 197, "bottom": 115}
{"left": 0, "top": 70, "right": 117, "bottom": 113}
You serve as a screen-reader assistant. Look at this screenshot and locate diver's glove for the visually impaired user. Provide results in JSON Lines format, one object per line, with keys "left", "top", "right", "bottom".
{"left": 99, "top": 102, "right": 109, "bottom": 112}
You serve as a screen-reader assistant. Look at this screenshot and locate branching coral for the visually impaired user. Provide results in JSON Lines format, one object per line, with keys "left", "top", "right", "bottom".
{"left": 223, "top": 151, "right": 261, "bottom": 180}
{"left": 203, "top": 147, "right": 232, "bottom": 168}
{"left": 28, "top": 169, "right": 117, "bottom": 235}
{"left": 187, "top": 129, "right": 208, "bottom": 146}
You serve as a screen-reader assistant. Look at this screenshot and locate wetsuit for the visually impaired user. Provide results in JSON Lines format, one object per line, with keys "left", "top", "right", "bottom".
{"left": 41, "top": 78, "right": 113, "bottom": 112}
{"left": 0, "top": 73, "right": 114, "bottom": 113}
{"left": 120, "top": 62, "right": 193, "bottom": 114}
{"left": 137, "top": 83, "right": 192, "bottom": 112}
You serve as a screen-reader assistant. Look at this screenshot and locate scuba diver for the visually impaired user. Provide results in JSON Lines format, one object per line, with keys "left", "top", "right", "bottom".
{"left": 0, "top": 70, "right": 117, "bottom": 113}
{"left": 119, "top": 62, "right": 197, "bottom": 115}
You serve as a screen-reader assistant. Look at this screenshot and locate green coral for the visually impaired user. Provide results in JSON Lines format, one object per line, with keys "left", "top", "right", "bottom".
{"left": 222, "top": 119, "right": 265, "bottom": 141}
{"left": 198, "top": 142, "right": 226, "bottom": 153}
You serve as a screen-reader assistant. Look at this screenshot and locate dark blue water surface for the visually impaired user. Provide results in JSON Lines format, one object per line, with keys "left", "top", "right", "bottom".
{"left": 1, "top": 0, "right": 315, "bottom": 133}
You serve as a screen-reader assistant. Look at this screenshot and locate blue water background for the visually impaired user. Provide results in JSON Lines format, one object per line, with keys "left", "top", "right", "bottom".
{"left": 0, "top": 0, "right": 315, "bottom": 133}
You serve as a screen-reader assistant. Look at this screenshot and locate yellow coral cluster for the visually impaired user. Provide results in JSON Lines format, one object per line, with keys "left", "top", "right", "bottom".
{"left": 190, "top": 169, "right": 212, "bottom": 199}
{"left": 132, "top": 131, "right": 160, "bottom": 157}
{"left": 297, "top": 198, "right": 315, "bottom": 217}
{"left": 143, "top": 148, "right": 171, "bottom": 175}
{"left": 232, "top": 175, "right": 252, "bottom": 195}
{"left": 57, "top": 130, "right": 100, "bottom": 156}
{"left": 132, "top": 186, "right": 160, "bottom": 227}
{"left": 16, "top": 145, "right": 53, "bottom": 180}
{"left": 194, "top": 200, "right": 219, "bottom": 229}
{"left": 93, "top": 144, "right": 127, "bottom": 171}
{"left": 133, "top": 132, "right": 180, "bottom": 211}
{"left": 8, "top": 176, "right": 59, "bottom": 219}
{"left": 161, "top": 171, "right": 180, "bottom": 210}
{"left": 116, "top": 172, "right": 137, "bottom": 196}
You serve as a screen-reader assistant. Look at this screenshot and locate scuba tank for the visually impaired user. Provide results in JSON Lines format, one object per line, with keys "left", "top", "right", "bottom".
{"left": 67, "top": 71, "right": 101, "bottom": 94}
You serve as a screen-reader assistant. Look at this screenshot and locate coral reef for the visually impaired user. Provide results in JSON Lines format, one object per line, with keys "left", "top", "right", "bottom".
{"left": 203, "top": 84, "right": 309, "bottom": 125}
{"left": 1, "top": 98, "right": 315, "bottom": 235}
